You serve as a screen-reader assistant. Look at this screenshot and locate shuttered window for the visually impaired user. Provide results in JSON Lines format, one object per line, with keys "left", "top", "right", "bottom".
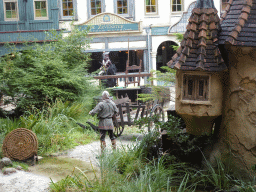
{"left": 183, "top": 74, "right": 209, "bottom": 101}
{"left": 4, "top": 0, "right": 19, "bottom": 21}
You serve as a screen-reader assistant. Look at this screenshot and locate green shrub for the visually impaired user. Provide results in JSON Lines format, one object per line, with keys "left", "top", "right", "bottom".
{"left": 0, "top": 28, "right": 92, "bottom": 114}
{"left": 160, "top": 115, "right": 215, "bottom": 165}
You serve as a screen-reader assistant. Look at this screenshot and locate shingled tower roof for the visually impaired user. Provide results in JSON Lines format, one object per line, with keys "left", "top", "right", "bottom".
{"left": 167, "top": 0, "right": 227, "bottom": 72}
{"left": 219, "top": 0, "right": 255, "bottom": 46}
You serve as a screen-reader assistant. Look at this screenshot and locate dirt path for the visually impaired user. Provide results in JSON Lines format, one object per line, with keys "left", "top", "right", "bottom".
{"left": 66, "top": 133, "right": 142, "bottom": 165}
{"left": 0, "top": 133, "right": 142, "bottom": 192}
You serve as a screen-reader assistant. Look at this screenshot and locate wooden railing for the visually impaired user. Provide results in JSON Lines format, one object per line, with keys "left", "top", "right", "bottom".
{"left": 93, "top": 72, "right": 152, "bottom": 87}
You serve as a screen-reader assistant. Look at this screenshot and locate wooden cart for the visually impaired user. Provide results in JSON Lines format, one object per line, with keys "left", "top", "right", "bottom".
{"left": 86, "top": 96, "right": 165, "bottom": 137}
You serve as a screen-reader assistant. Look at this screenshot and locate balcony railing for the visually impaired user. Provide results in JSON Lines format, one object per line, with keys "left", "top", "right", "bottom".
{"left": 93, "top": 72, "right": 152, "bottom": 87}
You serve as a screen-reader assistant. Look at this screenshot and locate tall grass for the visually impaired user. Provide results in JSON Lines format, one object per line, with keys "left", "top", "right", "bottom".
{"left": 0, "top": 89, "right": 101, "bottom": 157}
{"left": 202, "top": 156, "right": 232, "bottom": 190}
{"left": 50, "top": 131, "right": 196, "bottom": 191}
{"left": 50, "top": 129, "right": 256, "bottom": 192}
{"left": 51, "top": 150, "right": 178, "bottom": 192}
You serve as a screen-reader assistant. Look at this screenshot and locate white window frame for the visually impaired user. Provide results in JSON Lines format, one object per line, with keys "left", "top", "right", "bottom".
{"left": 33, "top": 0, "right": 48, "bottom": 20}
{"left": 3, "top": 0, "right": 19, "bottom": 21}
{"left": 145, "top": 0, "right": 158, "bottom": 15}
{"left": 171, "top": 0, "right": 183, "bottom": 13}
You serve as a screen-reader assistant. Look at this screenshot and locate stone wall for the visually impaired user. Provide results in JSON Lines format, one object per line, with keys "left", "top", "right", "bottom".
{"left": 219, "top": 45, "right": 256, "bottom": 177}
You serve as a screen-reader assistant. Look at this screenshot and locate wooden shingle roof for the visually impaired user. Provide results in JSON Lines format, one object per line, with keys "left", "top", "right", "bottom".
{"left": 219, "top": 0, "right": 256, "bottom": 46}
{"left": 167, "top": 0, "right": 227, "bottom": 72}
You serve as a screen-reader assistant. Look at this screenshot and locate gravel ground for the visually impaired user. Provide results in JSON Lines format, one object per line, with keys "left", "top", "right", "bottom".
{"left": 0, "top": 133, "right": 143, "bottom": 192}
{"left": 66, "top": 133, "right": 143, "bottom": 166}
{"left": 0, "top": 171, "right": 51, "bottom": 192}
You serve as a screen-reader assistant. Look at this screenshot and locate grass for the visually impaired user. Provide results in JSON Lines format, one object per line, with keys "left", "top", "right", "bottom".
{"left": 0, "top": 161, "right": 30, "bottom": 172}
{"left": 1, "top": 91, "right": 256, "bottom": 191}
{"left": 12, "top": 161, "right": 30, "bottom": 171}
{"left": 49, "top": 129, "right": 256, "bottom": 192}
{"left": 0, "top": 98, "right": 99, "bottom": 158}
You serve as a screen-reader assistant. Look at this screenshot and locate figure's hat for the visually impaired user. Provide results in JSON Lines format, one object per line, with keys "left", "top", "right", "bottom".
{"left": 167, "top": 0, "right": 227, "bottom": 72}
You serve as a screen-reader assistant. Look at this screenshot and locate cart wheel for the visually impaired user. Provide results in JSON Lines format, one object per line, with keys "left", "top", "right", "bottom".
{"left": 148, "top": 104, "right": 165, "bottom": 132}
{"left": 113, "top": 120, "right": 124, "bottom": 137}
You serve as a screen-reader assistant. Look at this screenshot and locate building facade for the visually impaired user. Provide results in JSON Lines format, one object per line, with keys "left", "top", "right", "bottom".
{"left": 59, "top": 0, "right": 222, "bottom": 85}
{"left": 1, "top": 0, "right": 225, "bottom": 78}
{"left": 0, "top": 0, "right": 59, "bottom": 56}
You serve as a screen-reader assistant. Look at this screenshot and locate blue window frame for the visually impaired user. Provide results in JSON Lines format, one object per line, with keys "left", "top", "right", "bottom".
{"left": 87, "top": 0, "right": 105, "bottom": 18}
{"left": 117, "top": 0, "right": 128, "bottom": 14}
{"left": 91, "top": 0, "right": 102, "bottom": 15}
{"left": 59, "top": 0, "right": 77, "bottom": 20}
{"left": 114, "top": 0, "right": 134, "bottom": 19}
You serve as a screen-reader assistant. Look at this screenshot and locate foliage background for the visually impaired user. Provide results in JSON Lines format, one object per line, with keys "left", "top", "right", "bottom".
{"left": 0, "top": 28, "right": 92, "bottom": 115}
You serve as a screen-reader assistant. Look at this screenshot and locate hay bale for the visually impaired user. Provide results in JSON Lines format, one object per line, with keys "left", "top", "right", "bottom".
{"left": 2, "top": 128, "right": 38, "bottom": 161}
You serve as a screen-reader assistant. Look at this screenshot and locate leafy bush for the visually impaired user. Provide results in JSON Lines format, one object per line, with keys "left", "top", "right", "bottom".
{"left": 161, "top": 115, "right": 215, "bottom": 165}
{"left": 0, "top": 27, "right": 92, "bottom": 114}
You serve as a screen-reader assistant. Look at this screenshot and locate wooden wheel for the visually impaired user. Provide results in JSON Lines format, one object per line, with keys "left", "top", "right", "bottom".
{"left": 113, "top": 118, "right": 124, "bottom": 137}
{"left": 148, "top": 104, "right": 165, "bottom": 132}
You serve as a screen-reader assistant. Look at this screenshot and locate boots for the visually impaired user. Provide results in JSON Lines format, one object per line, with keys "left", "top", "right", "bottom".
{"left": 101, "top": 140, "right": 106, "bottom": 153}
{"left": 111, "top": 139, "right": 116, "bottom": 150}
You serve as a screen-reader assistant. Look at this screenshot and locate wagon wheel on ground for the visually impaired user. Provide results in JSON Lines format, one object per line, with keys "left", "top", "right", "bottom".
{"left": 113, "top": 117, "right": 124, "bottom": 137}
{"left": 148, "top": 104, "right": 165, "bottom": 132}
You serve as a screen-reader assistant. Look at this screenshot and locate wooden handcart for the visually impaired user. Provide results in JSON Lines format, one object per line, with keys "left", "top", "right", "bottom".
{"left": 86, "top": 96, "right": 165, "bottom": 137}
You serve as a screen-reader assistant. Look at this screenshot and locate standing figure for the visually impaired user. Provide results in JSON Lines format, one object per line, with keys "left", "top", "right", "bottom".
{"left": 89, "top": 91, "right": 118, "bottom": 153}
{"left": 98, "top": 52, "right": 112, "bottom": 75}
